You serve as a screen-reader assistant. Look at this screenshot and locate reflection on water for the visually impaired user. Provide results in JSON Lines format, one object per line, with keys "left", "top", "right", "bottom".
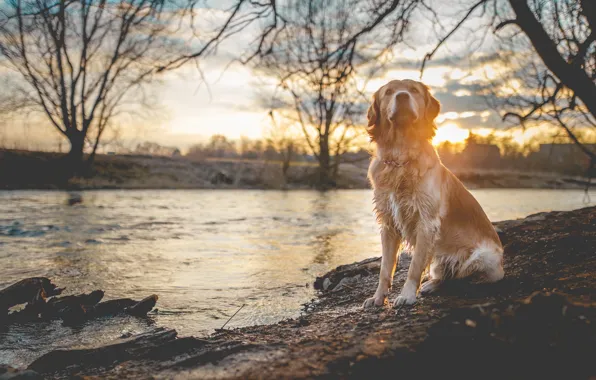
{"left": 0, "top": 189, "right": 593, "bottom": 366}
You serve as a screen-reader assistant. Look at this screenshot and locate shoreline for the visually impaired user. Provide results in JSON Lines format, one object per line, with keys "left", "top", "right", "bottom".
{"left": 3, "top": 206, "right": 595, "bottom": 379}
{"left": 2, "top": 187, "right": 594, "bottom": 192}
{"left": 1, "top": 149, "right": 594, "bottom": 191}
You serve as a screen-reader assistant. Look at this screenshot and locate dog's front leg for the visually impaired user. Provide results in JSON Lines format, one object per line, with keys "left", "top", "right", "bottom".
{"left": 394, "top": 227, "right": 436, "bottom": 307}
{"left": 363, "top": 227, "right": 401, "bottom": 308}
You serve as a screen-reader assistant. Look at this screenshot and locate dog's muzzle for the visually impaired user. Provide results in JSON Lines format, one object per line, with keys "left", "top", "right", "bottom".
{"left": 388, "top": 91, "right": 419, "bottom": 125}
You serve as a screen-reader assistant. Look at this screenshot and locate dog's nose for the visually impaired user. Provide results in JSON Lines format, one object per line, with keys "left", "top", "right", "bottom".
{"left": 390, "top": 91, "right": 418, "bottom": 124}
{"left": 395, "top": 92, "right": 410, "bottom": 104}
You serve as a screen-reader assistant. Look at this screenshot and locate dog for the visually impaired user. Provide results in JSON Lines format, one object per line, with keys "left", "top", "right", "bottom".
{"left": 362, "top": 79, "right": 504, "bottom": 308}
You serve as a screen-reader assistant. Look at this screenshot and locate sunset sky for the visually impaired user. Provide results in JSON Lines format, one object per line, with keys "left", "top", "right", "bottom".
{"left": 0, "top": 2, "right": 552, "bottom": 152}
{"left": 149, "top": 5, "right": 534, "bottom": 151}
{"left": 153, "top": 45, "right": 500, "bottom": 150}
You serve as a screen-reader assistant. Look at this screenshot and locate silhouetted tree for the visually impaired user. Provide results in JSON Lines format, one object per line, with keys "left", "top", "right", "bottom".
{"left": 265, "top": 110, "right": 298, "bottom": 182}
{"left": 0, "top": 0, "right": 246, "bottom": 172}
{"left": 255, "top": 0, "right": 416, "bottom": 188}
{"left": 420, "top": 0, "right": 596, "bottom": 173}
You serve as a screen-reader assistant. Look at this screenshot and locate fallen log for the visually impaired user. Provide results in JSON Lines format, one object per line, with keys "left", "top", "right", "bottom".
{"left": 0, "top": 277, "right": 63, "bottom": 316}
{"left": 28, "top": 327, "right": 178, "bottom": 374}
{"left": 60, "top": 294, "right": 159, "bottom": 325}
{"left": 0, "top": 278, "right": 157, "bottom": 326}
{"left": 44, "top": 290, "right": 105, "bottom": 316}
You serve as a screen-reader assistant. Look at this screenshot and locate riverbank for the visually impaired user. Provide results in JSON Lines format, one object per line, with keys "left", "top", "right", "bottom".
{"left": 4, "top": 206, "right": 595, "bottom": 379}
{"left": 1, "top": 149, "right": 593, "bottom": 190}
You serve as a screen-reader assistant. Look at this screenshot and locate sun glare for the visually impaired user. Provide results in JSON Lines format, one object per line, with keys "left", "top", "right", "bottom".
{"left": 432, "top": 123, "right": 470, "bottom": 146}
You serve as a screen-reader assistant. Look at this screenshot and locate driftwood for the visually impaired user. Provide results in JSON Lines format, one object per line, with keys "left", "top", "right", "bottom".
{"left": 0, "top": 277, "right": 157, "bottom": 326}
{"left": 0, "top": 277, "right": 63, "bottom": 316}
{"left": 28, "top": 327, "right": 179, "bottom": 374}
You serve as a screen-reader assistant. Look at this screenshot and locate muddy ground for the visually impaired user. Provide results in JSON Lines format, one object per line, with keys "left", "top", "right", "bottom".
{"left": 3, "top": 206, "right": 596, "bottom": 379}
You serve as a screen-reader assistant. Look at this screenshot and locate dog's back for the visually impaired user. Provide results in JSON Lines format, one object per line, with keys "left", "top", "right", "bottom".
{"left": 435, "top": 167, "right": 504, "bottom": 282}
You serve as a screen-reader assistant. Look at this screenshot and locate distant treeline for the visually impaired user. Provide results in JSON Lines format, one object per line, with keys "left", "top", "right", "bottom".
{"left": 438, "top": 133, "right": 595, "bottom": 176}
{"left": 133, "top": 135, "right": 325, "bottom": 163}
{"left": 132, "top": 132, "right": 595, "bottom": 177}
{"left": 185, "top": 135, "right": 313, "bottom": 162}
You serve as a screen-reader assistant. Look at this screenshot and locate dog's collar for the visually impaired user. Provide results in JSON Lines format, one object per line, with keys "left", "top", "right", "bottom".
{"left": 383, "top": 159, "right": 409, "bottom": 167}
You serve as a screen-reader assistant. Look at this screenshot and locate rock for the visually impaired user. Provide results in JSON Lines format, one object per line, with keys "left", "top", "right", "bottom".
{"left": 0, "top": 366, "right": 41, "bottom": 380}
{"left": 314, "top": 257, "right": 380, "bottom": 291}
{"left": 322, "top": 278, "right": 332, "bottom": 290}
{"left": 332, "top": 274, "right": 362, "bottom": 292}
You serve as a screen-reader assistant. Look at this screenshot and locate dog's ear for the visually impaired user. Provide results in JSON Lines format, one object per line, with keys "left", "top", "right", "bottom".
{"left": 425, "top": 88, "right": 441, "bottom": 122}
{"left": 366, "top": 92, "right": 380, "bottom": 141}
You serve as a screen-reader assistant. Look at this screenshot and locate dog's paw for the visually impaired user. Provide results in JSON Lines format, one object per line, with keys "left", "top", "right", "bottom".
{"left": 393, "top": 293, "right": 416, "bottom": 307}
{"left": 363, "top": 295, "right": 386, "bottom": 308}
{"left": 419, "top": 279, "right": 440, "bottom": 295}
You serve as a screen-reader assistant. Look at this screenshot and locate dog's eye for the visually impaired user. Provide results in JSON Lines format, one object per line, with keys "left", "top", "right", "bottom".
{"left": 410, "top": 87, "right": 420, "bottom": 94}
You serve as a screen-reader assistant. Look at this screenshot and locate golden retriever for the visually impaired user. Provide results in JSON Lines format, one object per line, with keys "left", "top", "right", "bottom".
{"left": 363, "top": 79, "right": 504, "bottom": 308}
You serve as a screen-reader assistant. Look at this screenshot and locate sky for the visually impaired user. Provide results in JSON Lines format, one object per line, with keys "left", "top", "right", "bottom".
{"left": 141, "top": 2, "right": 530, "bottom": 151}
{"left": 0, "top": 1, "right": 557, "bottom": 153}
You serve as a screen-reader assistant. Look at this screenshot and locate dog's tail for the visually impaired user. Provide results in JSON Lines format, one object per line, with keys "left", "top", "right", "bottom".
{"left": 458, "top": 243, "right": 504, "bottom": 282}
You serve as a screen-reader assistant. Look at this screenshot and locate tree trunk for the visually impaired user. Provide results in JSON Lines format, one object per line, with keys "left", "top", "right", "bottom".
{"left": 332, "top": 154, "right": 340, "bottom": 180}
{"left": 318, "top": 135, "right": 332, "bottom": 188}
{"left": 282, "top": 144, "right": 293, "bottom": 182}
{"left": 66, "top": 131, "right": 85, "bottom": 174}
{"left": 508, "top": 0, "right": 596, "bottom": 119}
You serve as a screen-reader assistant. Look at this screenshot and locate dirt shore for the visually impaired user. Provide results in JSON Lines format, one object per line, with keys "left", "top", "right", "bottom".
{"left": 1, "top": 149, "right": 593, "bottom": 190}
{"left": 4, "top": 206, "right": 594, "bottom": 379}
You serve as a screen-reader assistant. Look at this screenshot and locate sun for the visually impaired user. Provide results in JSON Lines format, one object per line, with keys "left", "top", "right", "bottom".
{"left": 432, "top": 122, "right": 470, "bottom": 146}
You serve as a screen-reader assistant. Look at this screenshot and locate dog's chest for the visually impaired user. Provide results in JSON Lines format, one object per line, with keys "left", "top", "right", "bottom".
{"left": 387, "top": 191, "right": 418, "bottom": 240}
{"left": 376, "top": 171, "right": 441, "bottom": 244}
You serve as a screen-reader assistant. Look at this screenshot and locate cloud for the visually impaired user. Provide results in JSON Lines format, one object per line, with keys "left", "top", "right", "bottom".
{"left": 380, "top": 52, "right": 502, "bottom": 74}
{"left": 357, "top": 48, "right": 515, "bottom": 132}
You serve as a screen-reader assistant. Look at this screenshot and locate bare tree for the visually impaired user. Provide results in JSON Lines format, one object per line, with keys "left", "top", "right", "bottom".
{"left": 0, "top": 0, "right": 427, "bottom": 177}
{"left": 265, "top": 78, "right": 367, "bottom": 187}
{"left": 255, "top": 0, "right": 417, "bottom": 188}
{"left": 266, "top": 110, "right": 298, "bottom": 182}
{"left": 165, "top": 0, "right": 423, "bottom": 69}
{"left": 418, "top": 0, "right": 596, "bottom": 175}
{"left": 0, "top": 0, "right": 216, "bottom": 171}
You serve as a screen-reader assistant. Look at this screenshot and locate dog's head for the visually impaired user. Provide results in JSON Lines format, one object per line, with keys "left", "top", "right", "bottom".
{"left": 366, "top": 79, "right": 440, "bottom": 145}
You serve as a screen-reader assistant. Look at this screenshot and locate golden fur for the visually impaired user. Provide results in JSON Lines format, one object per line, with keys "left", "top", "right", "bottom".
{"left": 363, "top": 79, "right": 504, "bottom": 308}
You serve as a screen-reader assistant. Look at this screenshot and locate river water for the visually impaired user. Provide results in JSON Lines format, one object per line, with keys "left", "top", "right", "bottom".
{"left": 0, "top": 189, "right": 593, "bottom": 367}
